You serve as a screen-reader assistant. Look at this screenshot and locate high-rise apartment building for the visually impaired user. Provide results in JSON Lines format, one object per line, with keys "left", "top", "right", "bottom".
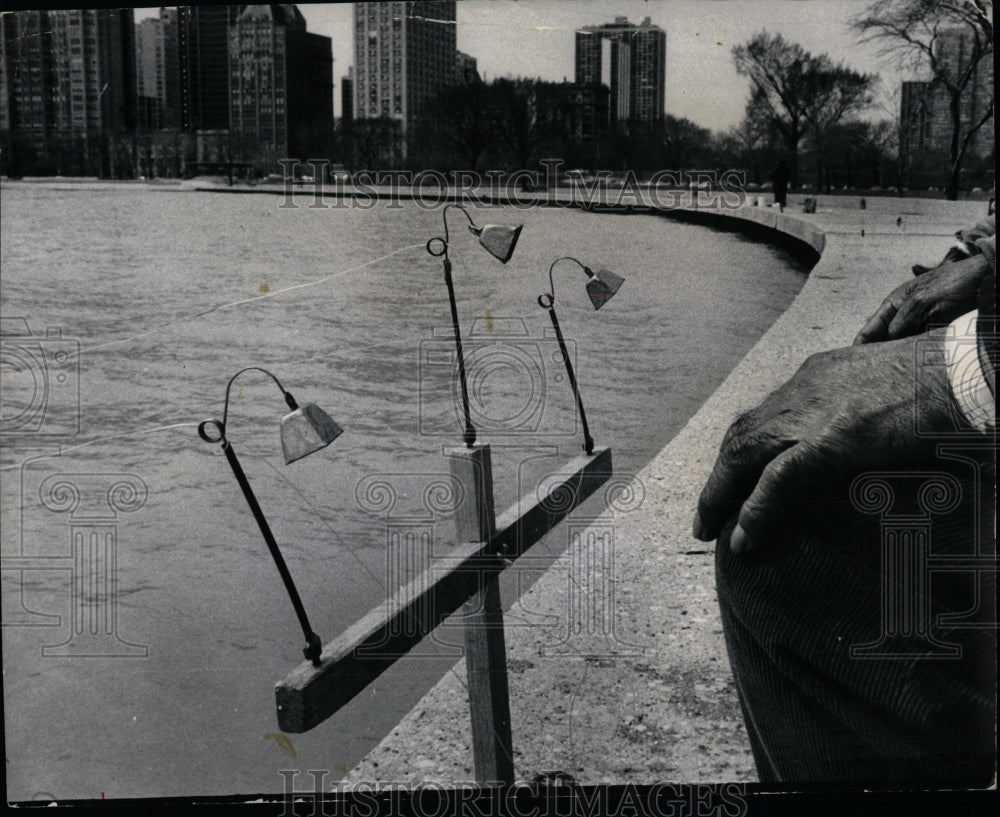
{"left": 178, "top": 5, "right": 240, "bottom": 133}
{"left": 898, "top": 27, "right": 994, "bottom": 181}
{"left": 0, "top": 8, "right": 136, "bottom": 175}
{"left": 136, "top": 8, "right": 180, "bottom": 130}
{"left": 930, "top": 27, "right": 994, "bottom": 159}
{"left": 899, "top": 80, "right": 932, "bottom": 159}
{"left": 575, "top": 16, "right": 665, "bottom": 127}
{"left": 533, "top": 81, "right": 610, "bottom": 145}
{"left": 353, "top": 1, "right": 457, "bottom": 156}
{"left": 630, "top": 18, "right": 666, "bottom": 125}
{"left": 455, "top": 50, "right": 479, "bottom": 84}
{"left": 342, "top": 69, "right": 355, "bottom": 125}
{"left": 1, "top": 11, "right": 51, "bottom": 138}
{"left": 228, "top": 4, "right": 333, "bottom": 162}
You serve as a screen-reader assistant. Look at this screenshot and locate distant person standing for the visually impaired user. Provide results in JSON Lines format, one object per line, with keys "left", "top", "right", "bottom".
{"left": 772, "top": 160, "right": 790, "bottom": 211}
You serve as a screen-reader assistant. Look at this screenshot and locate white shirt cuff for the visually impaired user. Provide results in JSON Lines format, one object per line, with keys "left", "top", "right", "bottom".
{"left": 945, "top": 310, "right": 994, "bottom": 432}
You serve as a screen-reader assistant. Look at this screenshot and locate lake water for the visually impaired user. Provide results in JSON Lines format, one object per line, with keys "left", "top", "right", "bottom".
{"left": 0, "top": 182, "right": 809, "bottom": 800}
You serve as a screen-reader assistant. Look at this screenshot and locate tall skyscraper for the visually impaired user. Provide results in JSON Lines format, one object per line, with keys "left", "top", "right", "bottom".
{"left": 136, "top": 8, "right": 180, "bottom": 130}
{"left": 575, "top": 16, "right": 665, "bottom": 127}
{"left": 630, "top": 18, "right": 666, "bottom": 125}
{"left": 353, "top": 1, "right": 457, "bottom": 156}
{"left": 0, "top": 8, "right": 136, "bottom": 175}
{"left": 228, "top": 4, "right": 333, "bottom": 162}
{"left": 178, "top": 5, "right": 239, "bottom": 133}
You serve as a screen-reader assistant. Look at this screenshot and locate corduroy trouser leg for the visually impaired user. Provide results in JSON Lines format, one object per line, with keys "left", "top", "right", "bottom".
{"left": 715, "top": 455, "right": 996, "bottom": 785}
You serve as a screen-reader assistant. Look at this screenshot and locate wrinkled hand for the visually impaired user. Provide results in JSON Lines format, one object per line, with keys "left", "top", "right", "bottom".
{"left": 853, "top": 254, "right": 990, "bottom": 345}
{"left": 693, "top": 330, "right": 959, "bottom": 554}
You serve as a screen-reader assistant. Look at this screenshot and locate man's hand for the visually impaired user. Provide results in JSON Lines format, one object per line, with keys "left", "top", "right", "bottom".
{"left": 853, "top": 254, "right": 990, "bottom": 345}
{"left": 693, "top": 330, "right": 961, "bottom": 554}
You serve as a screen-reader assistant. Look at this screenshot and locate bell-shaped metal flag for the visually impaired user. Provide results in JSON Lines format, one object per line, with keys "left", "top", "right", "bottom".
{"left": 280, "top": 402, "right": 343, "bottom": 464}
{"left": 585, "top": 267, "right": 625, "bottom": 310}
{"left": 472, "top": 223, "right": 523, "bottom": 264}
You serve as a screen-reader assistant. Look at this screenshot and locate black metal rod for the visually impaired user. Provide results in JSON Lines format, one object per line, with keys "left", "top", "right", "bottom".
{"left": 443, "top": 257, "right": 477, "bottom": 448}
{"left": 545, "top": 306, "right": 594, "bottom": 455}
{"left": 221, "top": 439, "right": 322, "bottom": 665}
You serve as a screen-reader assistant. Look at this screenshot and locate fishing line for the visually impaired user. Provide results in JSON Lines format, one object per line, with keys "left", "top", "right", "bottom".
{"left": 80, "top": 242, "right": 425, "bottom": 354}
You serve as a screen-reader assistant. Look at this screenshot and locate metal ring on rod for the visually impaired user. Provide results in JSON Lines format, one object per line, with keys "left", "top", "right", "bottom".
{"left": 425, "top": 236, "right": 448, "bottom": 257}
{"left": 197, "top": 419, "right": 225, "bottom": 444}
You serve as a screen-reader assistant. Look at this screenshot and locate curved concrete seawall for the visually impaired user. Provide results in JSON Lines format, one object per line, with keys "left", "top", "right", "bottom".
{"left": 342, "top": 198, "right": 988, "bottom": 785}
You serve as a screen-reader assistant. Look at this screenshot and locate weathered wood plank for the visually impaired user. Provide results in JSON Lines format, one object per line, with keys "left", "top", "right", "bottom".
{"left": 275, "top": 447, "right": 612, "bottom": 733}
{"left": 463, "top": 574, "right": 515, "bottom": 784}
{"left": 450, "top": 445, "right": 514, "bottom": 783}
{"left": 449, "top": 445, "right": 496, "bottom": 544}
{"left": 492, "top": 446, "right": 613, "bottom": 559}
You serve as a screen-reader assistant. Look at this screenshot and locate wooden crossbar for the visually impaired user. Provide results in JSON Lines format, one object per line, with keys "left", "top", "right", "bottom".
{"left": 275, "top": 446, "right": 613, "bottom": 734}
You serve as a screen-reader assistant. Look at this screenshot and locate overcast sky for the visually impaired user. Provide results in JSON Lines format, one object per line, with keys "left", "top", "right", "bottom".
{"left": 138, "top": 1, "right": 915, "bottom": 132}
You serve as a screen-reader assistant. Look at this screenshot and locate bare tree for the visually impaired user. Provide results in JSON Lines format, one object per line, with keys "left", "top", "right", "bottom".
{"left": 490, "top": 79, "right": 545, "bottom": 169}
{"left": 425, "top": 81, "right": 496, "bottom": 171}
{"left": 852, "top": 0, "right": 994, "bottom": 199}
{"left": 723, "top": 105, "right": 782, "bottom": 184}
{"left": 650, "top": 114, "right": 713, "bottom": 170}
{"left": 733, "top": 32, "right": 876, "bottom": 187}
{"left": 806, "top": 65, "right": 878, "bottom": 191}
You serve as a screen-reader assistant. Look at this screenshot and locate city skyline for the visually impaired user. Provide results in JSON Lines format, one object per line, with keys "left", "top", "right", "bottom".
{"left": 134, "top": 1, "right": 918, "bottom": 132}
{"left": 3, "top": 2, "right": 990, "bottom": 185}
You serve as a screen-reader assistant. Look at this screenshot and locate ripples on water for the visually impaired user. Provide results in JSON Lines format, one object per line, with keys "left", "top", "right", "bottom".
{"left": 1, "top": 183, "right": 808, "bottom": 798}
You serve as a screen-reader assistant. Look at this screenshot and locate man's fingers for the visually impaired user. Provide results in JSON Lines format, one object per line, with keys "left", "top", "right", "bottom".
{"left": 730, "top": 442, "right": 818, "bottom": 554}
{"left": 853, "top": 298, "right": 897, "bottom": 345}
{"left": 885, "top": 294, "right": 927, "bottom": 339}
{"left": 693, "top": 422, "right": 795, "bottom": 542}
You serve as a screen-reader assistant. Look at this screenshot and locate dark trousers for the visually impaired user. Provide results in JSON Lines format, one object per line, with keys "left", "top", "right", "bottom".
{"left": 715, "top": 453, "right": 996, "bottom": 785}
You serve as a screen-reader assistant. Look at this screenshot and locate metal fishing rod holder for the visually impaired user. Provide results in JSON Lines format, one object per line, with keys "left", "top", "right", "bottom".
{"left": 198, "top": 366, "right": 342, "bottom": 665}
{"left": 538, "top": 257, "right": 624, "bottom": 455}
{"left": 424, "top": 203, "right": 523, "bottom": 449}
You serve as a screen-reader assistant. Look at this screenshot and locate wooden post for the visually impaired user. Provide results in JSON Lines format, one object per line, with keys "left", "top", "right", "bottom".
{"left": 449, "top": 445, "right": 515, "bottom": 784}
